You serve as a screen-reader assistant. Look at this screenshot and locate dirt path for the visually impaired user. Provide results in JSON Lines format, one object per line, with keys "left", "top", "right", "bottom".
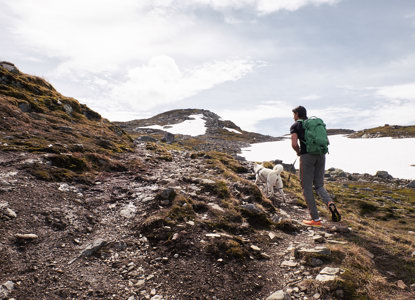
{"left": 0, "top": 144, "right": 350, "bottom": 300}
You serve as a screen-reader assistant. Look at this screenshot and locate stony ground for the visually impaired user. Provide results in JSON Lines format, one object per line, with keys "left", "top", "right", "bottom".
{"left": 1, "top": 142, "right": 414, "bottom": 300}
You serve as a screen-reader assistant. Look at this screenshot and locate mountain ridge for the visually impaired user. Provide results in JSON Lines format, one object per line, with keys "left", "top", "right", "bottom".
{"left": 115, "top": 108, "right": 281, "bottom": 156}
{"left": 349, "top": 124, "right": 415, "bottom": 138}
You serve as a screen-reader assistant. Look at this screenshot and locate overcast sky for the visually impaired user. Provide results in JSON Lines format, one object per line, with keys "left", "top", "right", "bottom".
{"left": 1, "top": 0, "right": 415, "bottom": 136}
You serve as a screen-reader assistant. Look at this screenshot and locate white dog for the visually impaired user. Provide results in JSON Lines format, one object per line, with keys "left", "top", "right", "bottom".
{"left": 254, "top": 163, "right": 286, "bottom": 203}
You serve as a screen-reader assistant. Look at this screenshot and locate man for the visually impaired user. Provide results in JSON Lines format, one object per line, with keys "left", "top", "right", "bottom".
{"left": 290, "top": 106, "right": 341, "bottom": 227}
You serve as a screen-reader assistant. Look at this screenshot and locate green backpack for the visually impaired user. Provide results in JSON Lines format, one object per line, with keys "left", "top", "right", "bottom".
{"left": 298, "top": 117, "right": 329, "bottom": 155}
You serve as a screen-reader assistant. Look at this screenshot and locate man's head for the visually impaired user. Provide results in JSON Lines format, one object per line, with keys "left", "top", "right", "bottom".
{"left": 292, "top": 106, "right": 307, "bottom": 120}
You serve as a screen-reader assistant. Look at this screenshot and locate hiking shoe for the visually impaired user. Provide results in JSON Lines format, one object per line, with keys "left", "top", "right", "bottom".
{"left": 328, "top": 202, "right": 341, "bottom": 222}
{"left": 302, "top": 220, "right": 322, "bottom": 227}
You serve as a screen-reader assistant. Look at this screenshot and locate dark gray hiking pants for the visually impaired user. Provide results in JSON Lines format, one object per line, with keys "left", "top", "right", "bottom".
{"left": 300, "top": 153, "right": 332, "bottom": 220}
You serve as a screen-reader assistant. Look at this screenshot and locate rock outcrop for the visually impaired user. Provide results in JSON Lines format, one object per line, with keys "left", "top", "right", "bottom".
{"left": 115, "top": 109, "right": 281, "bottom": 156}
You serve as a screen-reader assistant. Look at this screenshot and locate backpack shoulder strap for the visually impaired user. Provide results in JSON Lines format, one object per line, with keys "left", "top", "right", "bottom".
{"left": 296, "top": 119, "right": 306, "bottom": 143}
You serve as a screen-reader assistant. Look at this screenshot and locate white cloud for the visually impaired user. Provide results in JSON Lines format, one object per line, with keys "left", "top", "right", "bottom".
{"left": 219, "top": 101, "right": 293, "bottom": 131}
{"left": 375, "top": 83, "right": 415, "bottom": 101}
{"left": 299, "top": 94, "right": 321, "bottom": 101}
{"left": 371, "top": 101, "right": 415, "bottom": 126}
{"left": 182, "top": 0, "right": 339, "bottom": 14}
{"left": 5, "top": 0, "right": 196, "bottom": 74}
{"left": 363, "top": 83, "right": 415, "bottom": 128}
{"left": 223, "top": 97, "right": 415, "bottom": 136}
{"left": 4, "top": 0, "right": 330, "bottom": 75}
{"left": 255, "top": 0, "right": 339, "bottom": 14}
{"left": 312, "top": 97, "right": 415, "bottom": 130}
{"left": 109, "top": 55, "right": 258, "bottom": 111}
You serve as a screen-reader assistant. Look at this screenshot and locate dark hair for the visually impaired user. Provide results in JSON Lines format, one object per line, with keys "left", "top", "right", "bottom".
{"left": 292, "top": 106, "right": 307, "bottom": 119}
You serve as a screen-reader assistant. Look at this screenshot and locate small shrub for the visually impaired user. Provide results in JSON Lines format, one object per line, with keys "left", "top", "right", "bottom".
{"left": 201, "top": 180, "right": 230, "bottom": 199}
{"left": 140, "top": 215, "right": 166, "bottom": 233}
{"left": 274, "top": 219, "right": 300, "bottom": 233}
{"left": 206, "top": 238, "right": 247, "bottom": 260}
{"left": 262, "top": 161, "right": 274, "bottom": 169}
{"left": 358, "top": 200, "right": 378, "bottom": 216}
{"left": 166, "top": 195, "right": 195, "bottom": 222}
{"left": 85, "top": 153, "right": 127, "bottom": 172}
{"left": 47, "top": 154, "right": 89, "bottom": 173}
{"left": 240, "top": 205, "right": 271, "bottom": 229}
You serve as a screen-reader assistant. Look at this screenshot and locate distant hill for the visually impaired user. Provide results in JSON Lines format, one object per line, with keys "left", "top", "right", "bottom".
{"left": 349, "top": 124, "right": 415, "bottom": 138}
{"left": 326, "top": 129, "right": 355, "bottom": 135}
{"left": 115, "top": 109, "right": 281, "bottom": 155}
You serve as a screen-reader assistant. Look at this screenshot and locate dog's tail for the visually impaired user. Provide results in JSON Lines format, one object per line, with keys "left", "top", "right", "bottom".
{"left": 273, "top": 164, "right": 283, "bottom": 174}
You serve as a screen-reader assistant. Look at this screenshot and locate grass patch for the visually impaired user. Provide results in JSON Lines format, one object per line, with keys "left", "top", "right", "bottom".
{"left": 47, "top": 154, "right": 89, "bottom": 173}
{"left": 146, "top": 142, "right": 173, "bottom": 161}
{"left": 200, "top": 180, "right": 231, "bottom": 199}
{"left": 206, "top": 238, "right": 248, "bottom": 260}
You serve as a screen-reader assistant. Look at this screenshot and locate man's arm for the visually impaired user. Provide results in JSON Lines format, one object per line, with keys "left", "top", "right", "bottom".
{"left": 291, "top": 133, "right": 300, "bottom": 156}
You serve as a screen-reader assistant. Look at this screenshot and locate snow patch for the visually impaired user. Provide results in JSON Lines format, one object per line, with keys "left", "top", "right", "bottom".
{"left": 224, "top": 127, "right": 241, "bottom": 134}
{"left": 240, "top": 135, "right": 415, "bottom": 180}
{"left": 139, "top": 114, "right": 207, "bottom": 136}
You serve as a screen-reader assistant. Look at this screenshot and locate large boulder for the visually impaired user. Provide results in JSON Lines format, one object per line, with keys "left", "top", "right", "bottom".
{"left": 136, "top": 136, "right": 158, "bottom": 143}
{"left": 0, "top": 61, "right": 19, "bottom": 73}
{"left": 407, "top": 180, "right": 415, "bottom": 188}
{"left": 162, "top": 132, "right": 175, "bottom": 144}
{"left": 18, "top": 102, "right": 32, "bottom": 113}
{"left": 375, "top": 170, "right": 393, "bottom": 180}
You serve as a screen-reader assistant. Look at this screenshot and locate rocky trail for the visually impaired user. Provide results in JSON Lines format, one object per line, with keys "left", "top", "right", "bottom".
{"left": 0, "top": 141, "right": 358, "bottom": 300}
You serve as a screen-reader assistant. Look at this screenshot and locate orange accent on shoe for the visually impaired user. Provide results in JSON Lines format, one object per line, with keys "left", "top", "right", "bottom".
{"left": 302, "top": 220, "right": 322, "bottom": 227}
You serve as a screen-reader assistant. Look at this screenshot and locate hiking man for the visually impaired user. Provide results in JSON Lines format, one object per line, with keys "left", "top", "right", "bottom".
{"left": 290, "top": 106, "right": 341, "bottom": 226}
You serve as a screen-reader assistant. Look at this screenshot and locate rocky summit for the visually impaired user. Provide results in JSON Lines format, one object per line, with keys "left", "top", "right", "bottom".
{"left": 115, "top": 109, "right": 280, "bottom": 156}
{"left": 1, "top": 63, "right": 415, "bottom": 299}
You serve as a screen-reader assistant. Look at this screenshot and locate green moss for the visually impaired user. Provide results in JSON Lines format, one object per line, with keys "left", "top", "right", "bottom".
{"left": 208, "top": 151, "right": 248, "bottom": 174}
{"left": 190, "top": 152, "right": 208, "bottom": 159}
{"left": 30, "top": 168, "right": 53, "bottom": 181}
{"left": 141, "top": 215, "right": 166, "bottom": 232}
{"left": 201, "top": 180, "right": 230, "bottom": 199}
{"left": 85, "top": 153, "right": 127, "bottom": 172}
{"left": 358, "top": 200, "right": 378, "bottom": 216}
{"left": 166, "top": 195, "right": 195, "bottom": 222}
{"left": 27, "top": 163, "right": 84, "bottom": 182}
{"left": 350, "top": 124, "right": 415, "bottom": 138}
{"left": 0, "top": 67, "right": 134, "bottom": 166}
{"left": 146, "top": 142, "right": 158, "bottom": 151}
{"left": 240, "top": 206, "right": 271, "bottom": 229}
{"left": 274, "top": 219, "right": 299, "bottom": 233}
{"left": 206, "top": 238, "right": 248, "bottom": 260}
{"left": 205, "top": 219, "right": 243, "bottom": 234}
{"left": 48, "top": 154, "right": 89, "bottom": 173}
{"left": 262, "top": 161, "right": 274, "bottom": 169}
{"left": 0, "top": 85, "right": 30, "bottom": 100}
{"left": 225, "top": 239, "right": 246, "bottom": 259}
{"left": 192, "top": 201, "right": 209, "bottom": 213}
{"left": 205, "top": 204, "right": 243, "bottom": 234}
{"left": 146, "top": 142, "right": 173, "bottom": 161}
{"left": 243, "top": 182, "right": 264, "bottom": 203}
